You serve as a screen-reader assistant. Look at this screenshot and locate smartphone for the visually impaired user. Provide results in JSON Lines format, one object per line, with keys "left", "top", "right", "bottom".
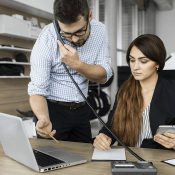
{"left": 156, "top": 125, "right": 175, "bottom": 134}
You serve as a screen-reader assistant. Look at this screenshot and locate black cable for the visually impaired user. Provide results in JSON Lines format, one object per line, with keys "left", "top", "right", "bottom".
{"left": 88, "top": 90, "right": 101, "bottom": 120}
{"left": 88, "top": 89, "right": 111, "bottom": 117}
{"left": 165, "top": 55, "right": 172, "bottom": 61}
{"left": 98, "top": 90, "right": 111, "bottom": 116}
{"left": 53, "top": 19, "right": 144, "bottom": 161}
{"left": 62, "top": 62, "right": 144, "bottom": 161}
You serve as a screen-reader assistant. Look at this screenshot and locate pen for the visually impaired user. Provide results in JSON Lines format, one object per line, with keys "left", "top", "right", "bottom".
{"left": 48, "top": 133, "right": 59, "bottom": 143}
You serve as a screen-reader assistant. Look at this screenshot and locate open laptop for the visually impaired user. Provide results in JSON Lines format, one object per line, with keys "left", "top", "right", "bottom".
{"left": 0, "top": 112, "right": 87, "bottom": 172}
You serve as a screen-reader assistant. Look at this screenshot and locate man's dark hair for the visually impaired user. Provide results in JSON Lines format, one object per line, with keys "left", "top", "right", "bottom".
{"left": 54, "top": 0, "right": 89, "bottom": 24}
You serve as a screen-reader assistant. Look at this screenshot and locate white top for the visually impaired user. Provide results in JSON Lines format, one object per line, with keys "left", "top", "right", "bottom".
{"left": 137, "top": 104, "right": 152, "bottom": 147}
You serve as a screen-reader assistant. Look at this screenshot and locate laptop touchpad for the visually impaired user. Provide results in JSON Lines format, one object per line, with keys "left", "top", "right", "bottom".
{"left": 35, "top": 146, "right": 85, "bottom": 163}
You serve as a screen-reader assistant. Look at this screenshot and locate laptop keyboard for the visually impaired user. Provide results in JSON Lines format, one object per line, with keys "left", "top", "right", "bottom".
{"left": 33, "top": 149, "right": 65, "bottom": 167}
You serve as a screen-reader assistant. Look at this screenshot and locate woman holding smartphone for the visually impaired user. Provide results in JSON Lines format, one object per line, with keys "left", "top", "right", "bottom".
{"left": 93, "top": 34, "right": 175, "bottom": 150}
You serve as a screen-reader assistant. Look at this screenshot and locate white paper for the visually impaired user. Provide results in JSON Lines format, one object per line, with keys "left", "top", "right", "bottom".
{"left": 164, "top": 159, "right": 175, "bottom": 165}
{"left": 92, "top": 148, "right": 126, "bottom": 160}
{"left": 22, "top": 119, "right": 36, "bottom": 138}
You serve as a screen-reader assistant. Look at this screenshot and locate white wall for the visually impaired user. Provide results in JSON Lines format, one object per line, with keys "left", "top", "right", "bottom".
{"left": 156, "top": 1, "right": 175, "bottom": 55}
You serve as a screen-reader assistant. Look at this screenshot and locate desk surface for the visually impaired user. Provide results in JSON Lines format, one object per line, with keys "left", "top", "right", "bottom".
{"left": 0, "top": 139, "right": 174, "bottom": 175}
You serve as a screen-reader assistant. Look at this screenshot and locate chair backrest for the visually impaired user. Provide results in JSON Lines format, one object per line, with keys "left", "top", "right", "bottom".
{"left": 159, "top": 70, "right": 175, "bottom": 80}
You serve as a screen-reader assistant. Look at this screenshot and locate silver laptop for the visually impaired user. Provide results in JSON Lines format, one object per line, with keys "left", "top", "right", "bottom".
{"left": 0, "top": 113, "right": 87, "bottom": 172}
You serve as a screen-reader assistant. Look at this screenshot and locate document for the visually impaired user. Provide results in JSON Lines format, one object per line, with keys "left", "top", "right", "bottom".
{"left": 92, "top": 148, "right": 126, "bottom": 161}
{"left": 163, "top": 158, "right": 175, "bottom": 166}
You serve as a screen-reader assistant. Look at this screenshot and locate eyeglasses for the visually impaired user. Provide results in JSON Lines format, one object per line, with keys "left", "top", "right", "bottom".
{"left": 59, "top": 22, "right": 89, "bottom": 39}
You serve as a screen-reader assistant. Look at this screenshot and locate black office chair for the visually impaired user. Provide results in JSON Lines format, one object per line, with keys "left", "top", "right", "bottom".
{"left": 117, "top": 66, "right": 175, "bottom": 87}
{"left": 159, "top": 70, "right": 175, "bottom": 80}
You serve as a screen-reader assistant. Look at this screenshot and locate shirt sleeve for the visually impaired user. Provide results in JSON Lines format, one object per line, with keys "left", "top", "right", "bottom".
{"left": 94, "top": 27, "right": 113, "bottom": 82}
{"left": 28, "top": 25, "right": 57, "bottom": 97}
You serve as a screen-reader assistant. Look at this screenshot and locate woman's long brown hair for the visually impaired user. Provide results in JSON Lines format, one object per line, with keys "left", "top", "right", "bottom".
{"left": 112, "top": 34, "right": 166, "bottom": 146}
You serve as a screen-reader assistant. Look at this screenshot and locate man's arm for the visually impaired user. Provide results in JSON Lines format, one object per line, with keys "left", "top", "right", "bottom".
{"left": 29, "top": 95, "right": 55, "bottom": 137}
{"left": 75, "top": 61, "right": 107, "bottom": 83}
{"left": 58, "top": 41, "right": 108, "bottom": 83}
{"left": 30, "top": 95, "right": 49, "bottom": 120}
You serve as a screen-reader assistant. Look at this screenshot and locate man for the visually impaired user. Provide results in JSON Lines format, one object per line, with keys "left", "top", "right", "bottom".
{"left": 28, "top": 0, "right": 113, "bottom": 143}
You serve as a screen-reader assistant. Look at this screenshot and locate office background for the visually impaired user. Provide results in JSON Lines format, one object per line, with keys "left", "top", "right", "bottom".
{"left": 0, "top": 0, "right": 175, "bottom": 137}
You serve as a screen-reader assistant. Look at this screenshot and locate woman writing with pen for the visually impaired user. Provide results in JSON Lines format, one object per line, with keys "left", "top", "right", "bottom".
{"left": 93, "top": 34, "right": 175, "bottom": 150}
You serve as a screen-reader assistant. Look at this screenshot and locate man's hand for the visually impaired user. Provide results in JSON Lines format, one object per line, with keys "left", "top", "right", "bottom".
{"left": 93, "top": 133, "right": 112, "bottom": 151}
{"left": 36, "top": 119, "right": 56, "bottom": 138}
{"left": 57, "top": 40, "right": 107, "bottom": 84}
{"left": 154, "top": 132, "right": 175, "bottom": 149}
{"left": 58, "top": 40, "right": 81, "bottom": 69}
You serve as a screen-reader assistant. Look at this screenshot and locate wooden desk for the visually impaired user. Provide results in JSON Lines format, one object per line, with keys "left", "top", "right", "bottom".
{"left": 0, "top": 139, "right": 174, "bottom": 175}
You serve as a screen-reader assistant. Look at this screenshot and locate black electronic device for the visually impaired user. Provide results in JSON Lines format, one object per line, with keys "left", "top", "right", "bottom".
{"left": 111, "top": 161, "right": 156, "bottom": 175}
{"left": 53, "top": 20, "right": 65, "bottom": 45}
{"left": 53, "top": 20, "right": 157, "bottom": 175}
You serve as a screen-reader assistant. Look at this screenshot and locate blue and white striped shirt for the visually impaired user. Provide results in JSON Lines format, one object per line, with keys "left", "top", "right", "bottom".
{"left": 28, "top": 19, "right": 113, "bottom": 102}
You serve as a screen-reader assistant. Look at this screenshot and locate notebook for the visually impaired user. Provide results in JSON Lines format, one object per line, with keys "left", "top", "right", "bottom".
{"left": 0, "top": 112, "right": 87, "bottom": 172}
{"left": 92, "top": 148, "right": 126, "bottom": 161}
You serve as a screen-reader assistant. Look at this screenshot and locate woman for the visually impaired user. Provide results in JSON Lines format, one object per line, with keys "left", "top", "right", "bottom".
{"left": 93, "top": 34, "right": 175, "bottom": 150}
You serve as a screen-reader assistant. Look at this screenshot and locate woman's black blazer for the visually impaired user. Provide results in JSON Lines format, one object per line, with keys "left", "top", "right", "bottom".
{"left": 100, "top": 76, "right": 175, "bottom": 149}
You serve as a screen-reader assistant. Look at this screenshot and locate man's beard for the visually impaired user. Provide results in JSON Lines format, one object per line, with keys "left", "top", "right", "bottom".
{"left": 71, "top": 39, "right": 86, "bottom": 47}
{"left": 71, "top": 32, "right": 90, "bottom": 47}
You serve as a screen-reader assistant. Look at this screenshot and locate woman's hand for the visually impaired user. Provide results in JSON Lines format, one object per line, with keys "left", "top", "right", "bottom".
{"left": 154, "top": 132, "right": 175, "bottom": 149}
{"left": 93, "top": 133, "right": 112, "bottom": 151}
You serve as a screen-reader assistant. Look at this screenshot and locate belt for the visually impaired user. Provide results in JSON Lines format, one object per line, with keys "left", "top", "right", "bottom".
{"left": 48, "top": 100, "right": 86, "bottom": 110}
